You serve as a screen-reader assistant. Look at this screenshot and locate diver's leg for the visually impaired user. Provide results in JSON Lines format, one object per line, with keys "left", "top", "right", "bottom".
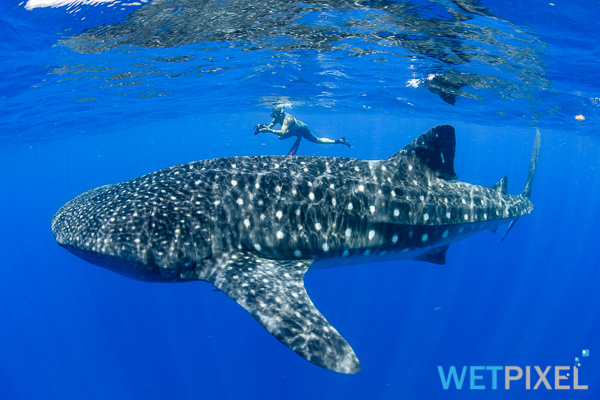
{"left": 302, "top": 128, "right": 335, "bottom": 144}
{"left": 304, "top": 128, "right": 350, "bottom": 146}
{"left": 335, "top": 137, "right": 352, "bottom": 147}
{"left": 313, "top": 133, "right": 351, "bottom": 147}
{"left": 315, "top": 137, "right": 336, "bottom": 144}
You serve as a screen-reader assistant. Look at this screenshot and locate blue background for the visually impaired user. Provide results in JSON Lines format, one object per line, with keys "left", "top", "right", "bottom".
{"left": 1, "top": 114, "right": 598, "bottom": 399}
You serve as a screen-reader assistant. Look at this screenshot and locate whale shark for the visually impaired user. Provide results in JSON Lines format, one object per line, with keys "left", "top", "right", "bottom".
{"left": 52, "top": 125, "right": 540, "bottom": 374}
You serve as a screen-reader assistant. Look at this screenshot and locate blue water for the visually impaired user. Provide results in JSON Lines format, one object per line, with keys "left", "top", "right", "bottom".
{"left": 1, "top": 1, "right": 599, "bottom": 399}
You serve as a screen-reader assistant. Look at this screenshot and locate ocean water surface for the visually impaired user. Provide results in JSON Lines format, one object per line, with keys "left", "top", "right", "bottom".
{"left": 1, "top": 0, "right": 599, "bottom": 399}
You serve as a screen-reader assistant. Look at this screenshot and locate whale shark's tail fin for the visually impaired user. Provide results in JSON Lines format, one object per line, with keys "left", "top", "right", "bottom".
{"left": 501, "top": 129, "right": 541, "bottom": 242}
{"left": 521, "top": 128, "right": 541, "bottom": 200}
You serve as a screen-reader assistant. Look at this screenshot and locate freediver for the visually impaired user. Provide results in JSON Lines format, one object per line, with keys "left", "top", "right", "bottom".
{"left": 254, "top": 105, "right": 351, "bottom": 155}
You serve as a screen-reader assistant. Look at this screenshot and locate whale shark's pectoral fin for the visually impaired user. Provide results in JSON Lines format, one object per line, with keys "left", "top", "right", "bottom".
{"left": 200, "top": 252, "right": 361, "bottom": 374}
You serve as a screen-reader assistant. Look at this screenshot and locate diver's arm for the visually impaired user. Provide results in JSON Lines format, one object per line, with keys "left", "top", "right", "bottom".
{"left": 255, "top": 118, "right": 278, "bottom": 136}
{"left": 266, "top": 118, "right": 277, "bottom": 129}
{"left": 261, "top": 116, "right": 293, "bottom": 137}
{"left": 258, "top": 117, "right": 278, "bottom": 132}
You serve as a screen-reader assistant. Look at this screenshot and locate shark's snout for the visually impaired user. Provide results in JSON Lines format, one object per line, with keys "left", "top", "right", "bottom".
{"left": 52, "top": 180, "right": 213, "bottom": 282}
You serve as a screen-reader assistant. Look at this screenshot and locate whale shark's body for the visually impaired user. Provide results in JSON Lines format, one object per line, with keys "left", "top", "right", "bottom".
{"left": 52, "top": 125, "right": 540, "bottom": 374}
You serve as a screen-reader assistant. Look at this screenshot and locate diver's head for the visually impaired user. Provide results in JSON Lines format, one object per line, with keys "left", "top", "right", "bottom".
{"left": 271, "top": 104, "right": 286, "bottom": 119}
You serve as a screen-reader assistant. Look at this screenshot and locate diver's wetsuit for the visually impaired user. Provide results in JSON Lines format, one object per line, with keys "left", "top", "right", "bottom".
{"left": 279, "top": 117, "right": 320, "bottom": 143}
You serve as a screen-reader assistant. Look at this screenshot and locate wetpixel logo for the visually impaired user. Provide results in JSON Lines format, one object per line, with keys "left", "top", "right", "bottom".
{"left": 438, "top": 350, "right": 589, "bottom": 390}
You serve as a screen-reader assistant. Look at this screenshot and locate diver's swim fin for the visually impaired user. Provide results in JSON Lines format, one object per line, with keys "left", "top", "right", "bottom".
{"left": 288, "top": 136, "right": 302, "bottom": 155}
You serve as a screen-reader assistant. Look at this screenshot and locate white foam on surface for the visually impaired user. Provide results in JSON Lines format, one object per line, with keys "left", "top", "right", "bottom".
{"left": 24, "top": 0, "right": 147, "bottom": 10}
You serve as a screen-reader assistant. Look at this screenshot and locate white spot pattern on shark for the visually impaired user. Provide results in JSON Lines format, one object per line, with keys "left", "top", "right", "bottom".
{"left": 51, "top": 125, "right": 540, "bottom": 375}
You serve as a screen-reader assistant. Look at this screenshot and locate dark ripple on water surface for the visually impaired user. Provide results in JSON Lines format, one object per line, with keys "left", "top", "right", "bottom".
{"left": 61, "top": 0, "right": 546, "bottom": 102}
{"left": 3, "top": 0, "right": 596, "bottom": 144}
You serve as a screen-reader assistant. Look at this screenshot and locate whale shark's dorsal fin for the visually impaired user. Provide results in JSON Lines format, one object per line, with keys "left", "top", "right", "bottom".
{"left": 391, "top": 124, "right": 458, "bottom": 180}
{"left": 191, "top": 252, "right": 361, "bottom": 374}
{"left": 490, "top": 176, "right": 508, "bottom": 195}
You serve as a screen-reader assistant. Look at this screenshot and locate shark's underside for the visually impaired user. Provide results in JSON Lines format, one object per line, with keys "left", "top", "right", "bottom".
{"left": 52, "top": 125, "right": 540, "bottom": 374}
